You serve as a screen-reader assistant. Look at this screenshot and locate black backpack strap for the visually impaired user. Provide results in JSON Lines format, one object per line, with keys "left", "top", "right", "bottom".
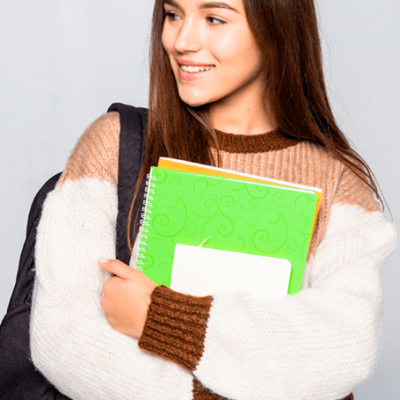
{"left": 0, "top": 104, "right": 147, "bottom": 399}
{"left": 107, "top": 103, "right": 148, "bottom": 265}
{"left": 0, "top": 173, "right": 71, "bottom": 399}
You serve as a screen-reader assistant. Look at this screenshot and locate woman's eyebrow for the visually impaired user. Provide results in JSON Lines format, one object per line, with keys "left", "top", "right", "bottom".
{"left": 163, "top": 0, "right": 239, "bottom": 14}
{"left": 199, "top": 1, "right": 240, "bottom": 13}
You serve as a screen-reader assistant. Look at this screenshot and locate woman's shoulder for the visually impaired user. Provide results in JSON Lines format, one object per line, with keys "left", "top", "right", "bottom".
{"left": 59, "top": 112, "right": 121, "bottom": 187}
{"left": 295, "top": 140, "right": 380, "bottom": 212}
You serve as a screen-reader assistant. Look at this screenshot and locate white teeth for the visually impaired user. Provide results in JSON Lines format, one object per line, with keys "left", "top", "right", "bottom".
{"left": 181, "top": 64, "right": 215, "bottom": 73}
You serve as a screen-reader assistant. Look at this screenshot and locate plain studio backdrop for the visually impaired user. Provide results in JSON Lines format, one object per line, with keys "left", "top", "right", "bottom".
{"left": 0, "top": 0, "right": 399, "bottom": 398}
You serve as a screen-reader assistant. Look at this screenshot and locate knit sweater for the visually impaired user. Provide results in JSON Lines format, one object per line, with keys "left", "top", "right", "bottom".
{"left": 30, "top": 112, "right": 397, "bottom": 400}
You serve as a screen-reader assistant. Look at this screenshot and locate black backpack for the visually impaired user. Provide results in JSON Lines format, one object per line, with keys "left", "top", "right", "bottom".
{"left": 0, "top": 104, "right": 147, "bottom": 399}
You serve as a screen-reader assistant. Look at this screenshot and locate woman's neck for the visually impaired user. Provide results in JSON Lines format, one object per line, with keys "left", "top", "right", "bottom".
{"left": 208, "top": 80, "right": 276, "bottom": 136}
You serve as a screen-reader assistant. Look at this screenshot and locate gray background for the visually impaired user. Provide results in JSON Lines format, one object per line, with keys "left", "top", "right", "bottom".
{"left": 0, "top": 0, "right": 398, "bottom": 398}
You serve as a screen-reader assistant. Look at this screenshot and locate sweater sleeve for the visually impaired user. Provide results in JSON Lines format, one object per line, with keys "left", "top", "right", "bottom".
{"left": 29, "top": 113, "right": 195, "bottom": 400}
{"left": 138, "top": 166, "right": 397, "bottom": 400}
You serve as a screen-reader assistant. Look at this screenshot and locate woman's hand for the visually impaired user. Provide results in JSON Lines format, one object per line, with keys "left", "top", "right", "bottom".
{"left": 98, "top": 258, "right": 158, "bottom": 340}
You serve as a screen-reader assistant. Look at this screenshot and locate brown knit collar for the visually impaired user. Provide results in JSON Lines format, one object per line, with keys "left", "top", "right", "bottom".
{"left": 210, "top": 128, "right": 302, "bottom": 154}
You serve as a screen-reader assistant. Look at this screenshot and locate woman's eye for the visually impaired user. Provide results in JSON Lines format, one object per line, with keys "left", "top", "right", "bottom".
{"left": 207, "top": 17, "right": 225, "bottom": 25}
{"left": 165, "top": 12, "right": 180, "bottom": 21}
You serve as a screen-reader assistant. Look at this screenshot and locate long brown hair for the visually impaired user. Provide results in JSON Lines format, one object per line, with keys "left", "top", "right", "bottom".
{"left": 127, "top": 0, "right": 384, "bottom": 252}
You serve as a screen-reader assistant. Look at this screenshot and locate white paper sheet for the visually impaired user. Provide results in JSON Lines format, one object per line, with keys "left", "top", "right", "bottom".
{"left": 171, "top": 244, "right": 291, "bottom": 299}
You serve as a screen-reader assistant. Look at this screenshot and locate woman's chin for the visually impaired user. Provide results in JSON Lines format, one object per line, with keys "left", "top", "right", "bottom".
{"left": 180, "top": 97, "right": 207, "bottom": 108}
{"left": 178, "top": 89, "right": 213, "bottom": 108}
{"left": 182, "top": 100, "right": 207, "bottom": 108}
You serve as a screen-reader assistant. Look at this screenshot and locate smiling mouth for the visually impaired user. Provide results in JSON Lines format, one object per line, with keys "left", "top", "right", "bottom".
{"left": 179, "top": 64, "right": 215, "bottom": 73}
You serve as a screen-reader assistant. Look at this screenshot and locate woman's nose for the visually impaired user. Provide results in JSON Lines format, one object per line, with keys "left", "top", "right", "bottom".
{"left": 174, "top": 19, "right": 202, "bottom": 53}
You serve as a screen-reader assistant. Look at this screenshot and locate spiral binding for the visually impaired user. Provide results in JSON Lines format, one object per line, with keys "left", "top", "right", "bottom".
{"left": 137, "top": 173, "right": 157, "bottom": 271}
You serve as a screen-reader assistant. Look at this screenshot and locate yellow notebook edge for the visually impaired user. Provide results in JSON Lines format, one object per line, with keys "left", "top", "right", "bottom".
{"left": 157, "top": 157, "right": 323, "bottom": 239}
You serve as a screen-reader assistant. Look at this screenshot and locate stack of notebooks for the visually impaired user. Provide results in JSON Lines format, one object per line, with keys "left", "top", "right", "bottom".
{"left": 136, "top": 157, "right": 322, "bottom": 299}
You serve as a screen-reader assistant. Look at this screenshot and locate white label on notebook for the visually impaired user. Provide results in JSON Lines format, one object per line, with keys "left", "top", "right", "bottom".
{"left": 171, "top": 244, "right": 291, "bottom": 299}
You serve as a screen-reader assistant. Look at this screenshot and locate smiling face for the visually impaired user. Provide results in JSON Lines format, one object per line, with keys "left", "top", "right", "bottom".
{"left": 161, "top": 0, "right": 265, "bottom": 108}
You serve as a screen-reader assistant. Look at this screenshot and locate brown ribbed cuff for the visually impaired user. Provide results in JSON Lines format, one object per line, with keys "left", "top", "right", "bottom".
{"left": 192, "top": 377, "right": 229, "bottom": 400}
{"left": 138, "top": 285, "right": 213, "bottom": 371}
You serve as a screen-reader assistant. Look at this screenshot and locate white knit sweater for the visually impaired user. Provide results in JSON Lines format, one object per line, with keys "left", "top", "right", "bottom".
{"left": 30, "top": 113, "right": 397, "bottom": 400}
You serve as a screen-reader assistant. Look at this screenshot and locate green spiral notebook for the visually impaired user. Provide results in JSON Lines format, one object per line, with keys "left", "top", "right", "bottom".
{"left": 137, "top": 167, "right": 319, "bottom": 295}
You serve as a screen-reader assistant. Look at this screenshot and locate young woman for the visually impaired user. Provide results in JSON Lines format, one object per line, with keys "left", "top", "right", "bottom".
{"left": 28, "top": 0, "right": 396, "bottom": 399}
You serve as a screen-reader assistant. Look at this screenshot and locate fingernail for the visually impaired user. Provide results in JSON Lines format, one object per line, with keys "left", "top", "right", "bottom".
{"left": 98, "top": 257, "right": 109, "bottom": 264}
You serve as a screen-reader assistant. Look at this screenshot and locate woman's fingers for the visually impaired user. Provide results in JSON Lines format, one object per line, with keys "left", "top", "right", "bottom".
{"left": 98, "top": 258, "right": 133, "bottom": 280}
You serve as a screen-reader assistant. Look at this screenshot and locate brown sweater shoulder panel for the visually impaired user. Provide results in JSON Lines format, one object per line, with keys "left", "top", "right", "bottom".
{"left": 59, "top": 112, "right": 120, "bottom": 186}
